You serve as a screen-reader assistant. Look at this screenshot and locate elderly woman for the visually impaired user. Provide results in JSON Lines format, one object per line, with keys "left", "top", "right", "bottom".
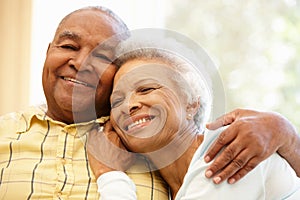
{"left": 87, "top": 32, "right": 300, "bottom": 199}
{"left": 89, "top": 35, "right": 300, "bottom": 199}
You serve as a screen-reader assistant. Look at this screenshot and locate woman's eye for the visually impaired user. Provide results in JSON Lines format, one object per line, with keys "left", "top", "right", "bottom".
{"left": 111, "top": 98, "right": 124, "bottom": 108}
{"left": 138, "top": 87, "right": 156, "bottom": 94}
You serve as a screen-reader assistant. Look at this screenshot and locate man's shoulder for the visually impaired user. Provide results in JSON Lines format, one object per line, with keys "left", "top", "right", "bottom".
{"left": 0, "top": 104, "right": 46, "bottom": 131}
{"left": 0, "top": 104, "right": 46, "bottom": 119}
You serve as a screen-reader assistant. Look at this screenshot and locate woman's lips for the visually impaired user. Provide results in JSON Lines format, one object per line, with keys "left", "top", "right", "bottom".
{"left": 124, "top": 115, "right": 155, "bottom": 131}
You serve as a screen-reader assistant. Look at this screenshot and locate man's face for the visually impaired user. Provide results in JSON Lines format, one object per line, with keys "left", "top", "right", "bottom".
{"left": 42, "top": 10, "right": 120, "bottom": 123}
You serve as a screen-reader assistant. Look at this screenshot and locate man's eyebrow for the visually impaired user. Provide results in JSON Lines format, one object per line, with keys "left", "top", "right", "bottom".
{"left": 58, "top": 30, "right": 81, "bottom": 41}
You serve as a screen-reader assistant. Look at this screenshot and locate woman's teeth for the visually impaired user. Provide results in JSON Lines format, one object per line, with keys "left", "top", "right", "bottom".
{"left": 127, "top": 117, "right": 152, "bottom": 130}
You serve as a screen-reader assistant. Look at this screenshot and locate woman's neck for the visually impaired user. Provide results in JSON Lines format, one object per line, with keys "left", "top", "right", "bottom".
{"left": 149, "top": 132, "right": 204, "bottom": 199}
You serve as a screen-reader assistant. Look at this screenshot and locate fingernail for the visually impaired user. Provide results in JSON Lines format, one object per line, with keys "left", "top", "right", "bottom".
{"left": 228, "top": 178, "right": 236, "bottom": 184}
{"left": 204, "top": 156, "right": 211, "bottom": 162}
{"left": 205, "top": 170, "right": 213, "bottom": 178}
{"left": 213, "top": 176, "right": 222, "bottom": 184}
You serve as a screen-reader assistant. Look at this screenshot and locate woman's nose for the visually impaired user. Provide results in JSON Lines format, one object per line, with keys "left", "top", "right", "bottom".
{"left": 128, "top": 95, "right": 142, "bottom": 115}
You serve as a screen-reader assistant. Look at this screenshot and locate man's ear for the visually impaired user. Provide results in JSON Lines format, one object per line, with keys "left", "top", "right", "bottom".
{"left": 46, "top": 43, "right": 51, "bottom": 54}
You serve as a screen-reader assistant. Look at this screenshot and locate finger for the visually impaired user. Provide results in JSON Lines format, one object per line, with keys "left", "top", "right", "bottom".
{"left": 206, "top": 118, "right": 228, "bottom": 130}
{"left": 204, "top": 127, "right": 238, "bottom": 162}
{"left": 104, "top": 120, "right": 113, "bottom": 132}
{"left": 210, "top": 149, "right": 253, "bottom": 184}
{"left": 227, "top": 157, "right": 260, "bottom": 184}
{"left": 103, "top": 121, "right": 124, "bottom": 147}
{"left": 206, "top": 111, "right": 237, "bottom": 130}
{"left": 87, "top": 149, "right": 115, "bottom": 178}
{"left": 206, "top": 108, "right": 259, "bottom": 130}
{"left": 205, "top": 138, "right": 243, "bottom": 178}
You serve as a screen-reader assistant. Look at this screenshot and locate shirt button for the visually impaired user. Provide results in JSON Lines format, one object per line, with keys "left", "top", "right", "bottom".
{"left": 61, "top": 158, "right": 66, "bottom": 165}
{"left": 57, "top": 191, "right": 62, "bottom": 197}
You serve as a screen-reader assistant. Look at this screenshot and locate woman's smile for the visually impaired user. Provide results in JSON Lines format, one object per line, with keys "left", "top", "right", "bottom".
{"left": 124, "top": 115, "right": 155, "bottom": 132}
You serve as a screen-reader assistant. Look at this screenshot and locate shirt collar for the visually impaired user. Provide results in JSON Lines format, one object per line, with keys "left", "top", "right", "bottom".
{"left": 17, "top": 104, "right": 110, "bottom": 133}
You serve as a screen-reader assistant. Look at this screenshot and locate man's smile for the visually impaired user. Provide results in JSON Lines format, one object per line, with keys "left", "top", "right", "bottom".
{"left": 60, "top": 76, "right": 96, "bottom": 88}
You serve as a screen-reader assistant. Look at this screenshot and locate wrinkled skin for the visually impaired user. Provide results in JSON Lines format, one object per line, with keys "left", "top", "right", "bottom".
{"left": 87, "top": 121, "right": 135, "bottom": 179}
{"left": 42, "top": 9, "right": 120, "bottom": 124}
{"left": 205, "top": 108, "right": 300, "bottom": 184}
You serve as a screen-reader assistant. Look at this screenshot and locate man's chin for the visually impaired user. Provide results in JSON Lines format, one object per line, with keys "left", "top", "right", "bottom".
{"left": 72, "top": 106, "right": 98, "bottom": 122}
{"left": 55, "top": 99, "right": 94, "bottom": 117}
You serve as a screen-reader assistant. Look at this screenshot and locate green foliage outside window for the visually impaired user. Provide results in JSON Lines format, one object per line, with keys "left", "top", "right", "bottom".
{"left": 165, "top": 0, "right": 300, "bottom": 130}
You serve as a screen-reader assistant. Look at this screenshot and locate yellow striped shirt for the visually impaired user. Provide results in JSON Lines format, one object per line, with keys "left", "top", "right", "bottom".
{"left": 0, "top": 105, "right": 169, "bottom": 199}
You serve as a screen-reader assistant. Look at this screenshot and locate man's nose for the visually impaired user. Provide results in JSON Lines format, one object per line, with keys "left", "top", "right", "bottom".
{"left": 69, "top": 49, "right": 93, "bottom": 72}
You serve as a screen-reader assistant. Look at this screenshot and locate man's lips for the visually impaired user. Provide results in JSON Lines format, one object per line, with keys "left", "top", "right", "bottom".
{"left": 61, "top": 76, "right": 96, "bottom": 88}
{"left": 124, "top": 115, "right": 155, "bottom": 131}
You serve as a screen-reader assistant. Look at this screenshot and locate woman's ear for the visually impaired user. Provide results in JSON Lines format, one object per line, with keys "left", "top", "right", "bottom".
{"left": 186, "top": 98, "right": 200, "bottom": 120}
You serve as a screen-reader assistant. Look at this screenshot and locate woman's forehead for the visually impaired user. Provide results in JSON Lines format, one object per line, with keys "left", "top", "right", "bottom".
{"left": 115, "top": 60, "right": 172, "bottom": 81}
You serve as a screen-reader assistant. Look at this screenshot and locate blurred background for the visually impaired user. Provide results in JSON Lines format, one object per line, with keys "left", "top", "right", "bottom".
{"left": 1, "top": 0, "right": 299, "bottom": 130}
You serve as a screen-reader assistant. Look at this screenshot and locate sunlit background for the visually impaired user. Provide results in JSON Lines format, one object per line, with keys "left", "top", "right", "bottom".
{"left": 1, "top": 0, "right": 299, "bottom": 129}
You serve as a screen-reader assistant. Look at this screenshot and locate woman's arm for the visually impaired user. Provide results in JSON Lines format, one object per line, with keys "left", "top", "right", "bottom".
{"left": 204, "top": 109, "right": 300, "bottom": 184}
{"left": 97, "top": 171, "right": 137, "bottom": 200}
{"left": 87, "top": 122, "right": 137, "bottom": 199}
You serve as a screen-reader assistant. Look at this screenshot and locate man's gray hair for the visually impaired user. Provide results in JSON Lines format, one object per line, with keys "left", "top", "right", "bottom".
{"left": 58, "top": 6, "right": 129, "bottom": 36}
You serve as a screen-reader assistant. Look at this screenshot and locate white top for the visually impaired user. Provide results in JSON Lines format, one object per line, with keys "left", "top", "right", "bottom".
{"left": 97, "top": 130, "right": 300, "bottom": 199}
{"left": 175, "top": 129, "right": 300, "bottom": 199}
{"left": 97, "top": 171, "right": 137, "bottom": 200}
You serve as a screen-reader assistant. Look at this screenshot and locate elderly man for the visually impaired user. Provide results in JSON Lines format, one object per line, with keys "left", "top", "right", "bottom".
{"left": 0, "top": 5, "right": 299, "bottom": 200}
{"left": 0, "top": 6, "right": 168, "bottom": 199}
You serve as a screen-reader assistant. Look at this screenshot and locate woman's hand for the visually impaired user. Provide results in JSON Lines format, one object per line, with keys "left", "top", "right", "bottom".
{"left": 87, "top": 121, "right": 136, "bottom": 179}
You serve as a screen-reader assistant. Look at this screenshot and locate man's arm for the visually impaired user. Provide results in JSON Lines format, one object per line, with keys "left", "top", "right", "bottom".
{"left": 204, "top": 109, "right": 300, "bottom": 184}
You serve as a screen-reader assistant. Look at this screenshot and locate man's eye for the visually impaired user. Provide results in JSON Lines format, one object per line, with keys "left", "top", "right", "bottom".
{"left": 60, "top": 45, "right": 78, "bottom": 50}
{"left": 92, "top": 53, "right": 112, "bottom": 63}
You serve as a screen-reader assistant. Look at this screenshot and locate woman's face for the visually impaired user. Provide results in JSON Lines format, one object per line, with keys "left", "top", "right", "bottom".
{"left": 110, "top": 59, "right": 190, "bottom": 153}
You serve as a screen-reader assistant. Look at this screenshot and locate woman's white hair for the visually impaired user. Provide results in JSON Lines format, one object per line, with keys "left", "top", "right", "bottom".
{"left": 114, "top": 36, "right": 213, "bottom": 131}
